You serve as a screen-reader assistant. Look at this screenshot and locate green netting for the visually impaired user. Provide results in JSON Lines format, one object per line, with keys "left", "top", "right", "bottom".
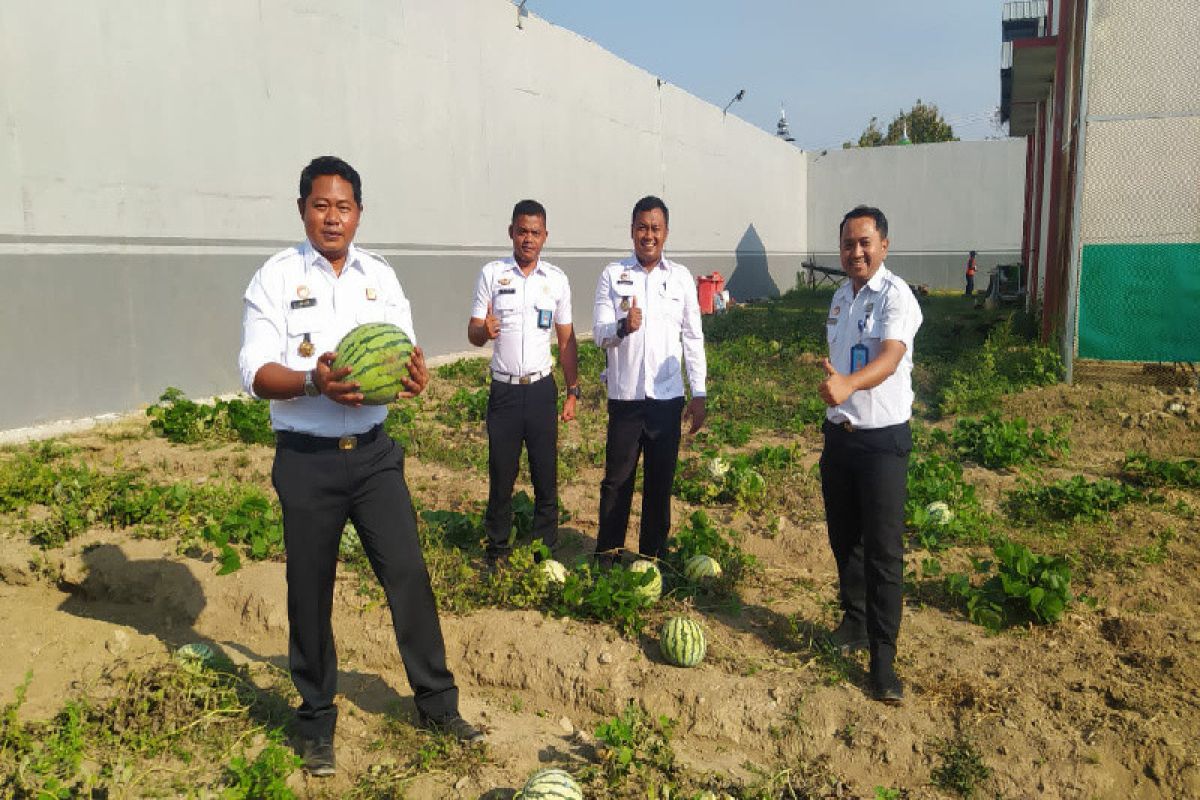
{"left": 1078, "top": 243, "right": 1200, "bottom": 362}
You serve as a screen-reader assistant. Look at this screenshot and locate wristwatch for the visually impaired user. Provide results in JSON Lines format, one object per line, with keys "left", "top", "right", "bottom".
{"left": 566, "top": 385, "right": 582, "bottom": 399}
{"left": 303, "top": 369, "right": 320, "bottom": 397}
{"left": 616, "top": 318, "right": 629, "bottom": 338}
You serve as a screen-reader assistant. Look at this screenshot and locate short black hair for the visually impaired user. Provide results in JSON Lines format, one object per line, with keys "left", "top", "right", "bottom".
{"left": 969, "top": 250, "right": 977, "bottom": 257}
{"left": 632, "top": 195, "right": 669, "bottom": 227}
{"left": 511, "top": 199, "right": 547, "bottom": 224}
{"left": 299, "top": 156, "right": 363, "bottom": 207}
{"left": 839, "top": 205, "right": 888, "bottom": 239}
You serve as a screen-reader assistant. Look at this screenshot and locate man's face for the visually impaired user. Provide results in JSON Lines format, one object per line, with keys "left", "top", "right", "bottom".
{"left": 631, "top": 208, "right": 669, "bottom": 267}
{"left": 509, "top": 214, "right": 548, "bottom": 266}
{"left": 299, "top": 174, "right": 361, "bottom": 263}
{"left": 839, "top": 215, "right": 889, "bottom": 288}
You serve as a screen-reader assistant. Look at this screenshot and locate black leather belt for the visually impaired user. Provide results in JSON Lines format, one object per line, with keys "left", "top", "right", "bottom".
{"left": 275, "top": 424, "right": 384, "bottom": 452}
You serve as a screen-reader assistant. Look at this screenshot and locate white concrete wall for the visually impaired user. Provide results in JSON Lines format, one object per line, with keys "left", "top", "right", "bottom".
{"left": 0, "top": 0, "right": 806, "bottom": 430}
{"left": 806, "top": 139, "right": 1027, "bottom": 288}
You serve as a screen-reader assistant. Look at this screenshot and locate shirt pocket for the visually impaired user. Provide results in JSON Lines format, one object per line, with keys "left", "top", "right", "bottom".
{"left": 493, "top": 290, "right": 521, "bottom": 331}
{"left": 663, "top": 289, "right": 686, "bottom": 324}
{"left": 355, "top": 292, "right": 387, "bottom": 324}
{"left": 284, "top": 309, "right": 328, "bottom": 367}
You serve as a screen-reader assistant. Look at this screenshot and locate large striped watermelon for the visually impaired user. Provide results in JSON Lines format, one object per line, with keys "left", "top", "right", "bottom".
{"left": 520, "top": 767, "right": 582, "bottom": 799}
{"left": 629, "top": 559, "right": 662, "bottom": 603}
{"left": 659, "top": 616, "right": 706, "bottom": 667}
{"left": 331, "top": 323, "right": 415, "bottom": 405}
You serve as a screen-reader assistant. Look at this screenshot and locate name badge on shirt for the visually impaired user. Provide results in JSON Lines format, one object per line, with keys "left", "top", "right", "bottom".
{"left": 850, "top": 343, "right": 869, "bottom": 373}
{"left": 497, "top": 288, "right": 516, "bottom": 295}
{"left": 616, "top": 279, "right": 634, "bottom": 286}
{"left": 290, "top": 298, "right": 317, "bottom": 309}
{"left": 537, "top": 309, "right": 553, "bottom": 329}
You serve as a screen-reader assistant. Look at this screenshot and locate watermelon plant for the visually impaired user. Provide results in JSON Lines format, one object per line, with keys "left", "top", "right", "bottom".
{"left": 1121, "top": 452, "right": 1200, "bottom": 488}
{"left": 666, "top": 510, "right": 758, "bottom": 586}
{"left": 1004, "top": 476, "right": 1152, "bottom": 523}
{"left": 591, "top": 702, "right": 677, "bottom": 786}
{"left": 551, "top": 563, "right": 655, "bottom": 636}
{"left": 905, "top": 455, "right": 990, "bottom": 551}
{"left": 147, "top": 388, "right": 272, "bottom": 445}
{"left": 935, "top": 412, "right": 1069, "bottom": 469}
{"left": 944, "top": 537, "right": 1073, "bottom": 631}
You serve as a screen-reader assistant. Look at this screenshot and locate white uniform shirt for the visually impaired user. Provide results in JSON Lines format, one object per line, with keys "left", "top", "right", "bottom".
{"left": 593, "top": 255, "right": 707, "bottom": 401}
{"left": 825, "top": 263, "right": 923, "bottom": 429}
{"left": 470, "top": 258, "right": 572, "bottom": 377}
{"left": 238, "top": 240, "right": 417, "bottom": 436}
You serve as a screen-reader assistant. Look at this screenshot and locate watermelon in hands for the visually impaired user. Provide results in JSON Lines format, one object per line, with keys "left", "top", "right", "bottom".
{"left": 331, "top": 323, "right": 416, "bottom": 405}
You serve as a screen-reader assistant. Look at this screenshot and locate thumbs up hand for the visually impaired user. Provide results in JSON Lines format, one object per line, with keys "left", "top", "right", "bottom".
{"left": 484, "top": 301, "right": 501, "bottom": 340}
{"left": 818, "top": 357, "right": 854, "bottom": 406}
{"left": 625, "top": 295, "right": 642, "bottom": 333}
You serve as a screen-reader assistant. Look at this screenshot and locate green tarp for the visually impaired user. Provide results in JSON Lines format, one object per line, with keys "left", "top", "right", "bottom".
{"left": 1078, "top": 243, "right": 1200, "bottom": 362}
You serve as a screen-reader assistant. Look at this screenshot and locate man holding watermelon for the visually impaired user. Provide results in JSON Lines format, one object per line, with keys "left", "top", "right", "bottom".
{"left": 817, "top": 205, "right": 922, "bottom": 704}
{"left": 593, "top": 195, "right": 708, "bottom": 564}
{"left": 468, "top": 199, "right": 579, "bottom": 566}
{"left": 238, "top": 156, "right": 483, "bottom": 776}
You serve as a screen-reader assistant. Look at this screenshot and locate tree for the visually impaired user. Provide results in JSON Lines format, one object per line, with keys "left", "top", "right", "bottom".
{"left": 845, "top": 100, "right": 957, "bottom": 148}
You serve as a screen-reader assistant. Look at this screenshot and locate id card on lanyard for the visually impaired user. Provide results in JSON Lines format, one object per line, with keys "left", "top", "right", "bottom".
{"left": 850, "top": 319, "right": 869, "bottom": 373}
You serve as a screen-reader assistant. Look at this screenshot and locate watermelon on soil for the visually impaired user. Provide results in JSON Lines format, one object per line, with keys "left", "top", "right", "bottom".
{"left": 659, "top": 616, "right": 707, "bottom": 667}
{"left": 331, "top": 323, "right": 415, "bottom": 405}
{"left": 520, "top": 767, "right": 582, "bottom": 799}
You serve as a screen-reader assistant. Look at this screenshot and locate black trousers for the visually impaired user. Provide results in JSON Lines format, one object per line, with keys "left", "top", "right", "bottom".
{"left": 271, "top": 429, "right": 458, "bottom": 741}
{"left": 819, "top": 420, "right": 911, "bottom": 665}
{"left": 596, "top": 397, "right": 686, "bottom": 561}
{"left": 965, "top": 275, "right": 975, "bottom": 295}
{"left": 484, "top": 375, "right": 559, "bottom": 556}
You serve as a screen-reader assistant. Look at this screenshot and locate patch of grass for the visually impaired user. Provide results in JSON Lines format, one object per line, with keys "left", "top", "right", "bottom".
{"left": 924, "top": 318, "right": 1063, "bottom": 418}
{"left": 0, "top": 660, "right": 296, "bottom": 798}
{"left": 931, "top": 733, "right": 991, "bottom": 798}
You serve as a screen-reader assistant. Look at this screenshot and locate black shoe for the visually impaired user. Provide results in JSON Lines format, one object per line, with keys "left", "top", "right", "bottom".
{"left": 869, "top": 663, "right": 904, "bottom": 704}
{"left": 300, "top": 736, "right": 336, "bottom": 777}
{"left": 419, "top": 713, "right": 486, "bottom": 744}
{"left": 485, "top": 551, "right": 511, "bottom": 569}
{"left": 827, "top": 618, "right": 869, "bottom": 655}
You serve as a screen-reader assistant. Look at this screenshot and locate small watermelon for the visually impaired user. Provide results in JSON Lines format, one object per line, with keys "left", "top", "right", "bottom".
{"left": 540, "top": 559, "right": 568, "bottom": 584}
{"left": 925, "top": 500, "right": 954, "bottom": 526}
{"left": 175, "top": 642, "right": 215, "bottom": 666}
{"left": 520, "top": 767, "right": 582, "bottom": 799}
{"left": 629, "top": 559, "right": 662, "bottom": 603}
{"left": 331, "top": 322, "right": 415, "bottom": 405}
{"left": 684, "top": 554, "right": 723, "bottom": 582}
{"left": 659, "top": 616, "right": 706, "bottom": 667}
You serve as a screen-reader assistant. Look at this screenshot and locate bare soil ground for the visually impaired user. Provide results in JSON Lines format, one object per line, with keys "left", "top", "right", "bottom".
{"left": 2, "top": 378, "right": 1199, "bottom": 798}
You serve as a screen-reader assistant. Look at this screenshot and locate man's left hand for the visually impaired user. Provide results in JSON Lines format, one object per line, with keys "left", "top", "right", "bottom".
{"left": 397, "top": 346, "right": 430, "bottom": 399}
{"left": 560, "top": 394, "right": 577, "bottom": 422}
{"left": 818, "top": 358, "right": 855, "bottom": 406}
{"left": 683, "top": 396, "right": 707, "bottom": 436}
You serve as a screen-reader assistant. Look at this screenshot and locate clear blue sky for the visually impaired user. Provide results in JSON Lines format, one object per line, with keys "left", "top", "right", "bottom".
{"left": 528, "top": 0, "right": 1007, "bottom": 150}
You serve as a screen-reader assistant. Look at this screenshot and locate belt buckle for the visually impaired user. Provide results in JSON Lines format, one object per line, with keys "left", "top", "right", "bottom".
{"left": 338, "top": 435, "right": 358, "bottom": 450}
{"left": 519, "top": 375, "right": 531, "bottom": 385}
{"left": 841, "top": 421, "right": 855, "bottom": 433}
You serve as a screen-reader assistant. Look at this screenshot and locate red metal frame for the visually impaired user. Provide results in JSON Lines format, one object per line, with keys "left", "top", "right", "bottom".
{"left": 1029, "top": 100, "right": 1047, "bottom": 306}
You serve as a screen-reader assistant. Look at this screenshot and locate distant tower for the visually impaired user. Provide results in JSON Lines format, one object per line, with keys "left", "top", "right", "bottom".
{"left": 776, "top": 105, "right": 795, "bottom": 142}
{"left": 899, "top": 120, "right": 912, "bottom": 145}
